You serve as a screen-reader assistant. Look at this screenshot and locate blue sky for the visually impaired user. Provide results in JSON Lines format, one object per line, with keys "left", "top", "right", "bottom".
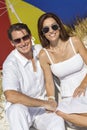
{"left": 24, "top": 0, "right": 87, "bottom": 25}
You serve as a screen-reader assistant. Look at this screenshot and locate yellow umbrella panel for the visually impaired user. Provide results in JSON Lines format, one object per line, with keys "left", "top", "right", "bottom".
{"left": 5, "top": 0, "right": 45, "bottom": 44}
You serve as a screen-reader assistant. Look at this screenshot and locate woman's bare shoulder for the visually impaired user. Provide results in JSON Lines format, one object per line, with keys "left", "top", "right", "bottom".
{"left": 71, "top": 36, "right": 83, "bottom": 45}
{"left": 39, "top": 49, "right": 46, "bottom": 58}
{"left": 71, "top": 36, "right": 80, "bottom": 42}
{"left": 71, "top": 36, "right": 86, "bottom": 52}
{"left": 39, "top": 48, "right": 49, "bottom": 66}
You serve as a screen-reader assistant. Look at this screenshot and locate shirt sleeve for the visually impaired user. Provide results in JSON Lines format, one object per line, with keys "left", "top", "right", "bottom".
{"left": 2, "top": 61, "right": 20, "bottom": 92}
{"left": 34, "top": 44, "right": 42, "bottom": 54}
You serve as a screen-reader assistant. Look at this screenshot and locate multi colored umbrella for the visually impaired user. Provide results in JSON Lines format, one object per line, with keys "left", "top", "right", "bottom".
{"left": 0, "top": 0, "right": 87, "bottom": 68}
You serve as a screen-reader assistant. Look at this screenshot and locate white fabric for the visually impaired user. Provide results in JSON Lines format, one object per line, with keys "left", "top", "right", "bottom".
{"left": 58, "top": 96, "right": 87, "bottom": 114}
{"left": 2, "top": 44, "right": 65, "bottom": 130}
{"left": 6, "top": 103, "right": 65, "bottom": 130}
{"left": 43, "top": 38, "right": 87, "bottom": 114}
{"left": 2, "top": 45, "right": 46, "bottom": 110}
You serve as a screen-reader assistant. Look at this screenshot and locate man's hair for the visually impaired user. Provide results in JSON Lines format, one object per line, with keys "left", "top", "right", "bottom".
{"left": 8, "top": 23, "right": 31, "bottom": 40}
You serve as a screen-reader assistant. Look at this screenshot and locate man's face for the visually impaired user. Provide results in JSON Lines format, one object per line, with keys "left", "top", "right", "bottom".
{"left": 11, "top": 29, "right": 32, "bottom": 56}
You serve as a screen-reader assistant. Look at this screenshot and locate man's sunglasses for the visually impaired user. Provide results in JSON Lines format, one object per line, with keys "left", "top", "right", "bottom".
{"left": 42, "top": 24, "right": 60, "bottom": 34}
{"left": 12, "top": 34, "right": 30, "bottom": 44}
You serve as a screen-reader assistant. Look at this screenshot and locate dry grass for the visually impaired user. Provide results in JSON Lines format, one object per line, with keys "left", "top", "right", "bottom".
{"left": 69, "top": 17, "right": 87, "bottom": 47}
{"left": 71, "top": 17, "right": 87, "bottom": 39}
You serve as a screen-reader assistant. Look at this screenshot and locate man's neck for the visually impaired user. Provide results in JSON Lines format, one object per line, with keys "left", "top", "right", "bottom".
{"left": 19, "top": 49, "right": 33, "bottom": 60}
{"left": 25, "top": 50, "right": 33, "bottom": 60}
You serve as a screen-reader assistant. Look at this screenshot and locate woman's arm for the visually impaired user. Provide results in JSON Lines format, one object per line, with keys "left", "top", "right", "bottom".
{"left": 39, "top": 49, "right": 55, "bottom": 99}
{"left": 4, "top": 90, "right": 57, "bottom": 111}
{"left": 72, "top": 36, "right": 87, "bottom": 97}
{"left": 72, "top": 36, "right": 87, "bottom": 64}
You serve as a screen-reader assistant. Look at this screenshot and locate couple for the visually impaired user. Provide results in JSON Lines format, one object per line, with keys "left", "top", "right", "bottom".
{"left": 2, "top": 12, "right": 87, "bottom": 130}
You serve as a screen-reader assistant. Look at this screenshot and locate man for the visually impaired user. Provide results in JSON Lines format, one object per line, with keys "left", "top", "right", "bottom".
{"left": 2, "top": 23, "right": 65, "bottom": 130}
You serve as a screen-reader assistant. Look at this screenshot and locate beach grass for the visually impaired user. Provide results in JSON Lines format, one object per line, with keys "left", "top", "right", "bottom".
{"left": 67, "top": 17, "right": 87, "bottom": 48}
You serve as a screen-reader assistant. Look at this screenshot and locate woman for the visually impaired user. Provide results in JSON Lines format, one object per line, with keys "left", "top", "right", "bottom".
{"left": 37, "top": 12, "right": 87, "bottom": 128}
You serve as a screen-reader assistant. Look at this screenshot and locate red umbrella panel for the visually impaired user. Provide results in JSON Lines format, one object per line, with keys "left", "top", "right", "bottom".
{"left": 0, "top": 0, "right": 14, "bottom": 69}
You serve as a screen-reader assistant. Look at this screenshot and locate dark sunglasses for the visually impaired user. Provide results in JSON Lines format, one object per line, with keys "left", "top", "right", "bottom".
{"left": 42, "top": 24, "right": 60, "bottom": 34}
{"left": 12, "top": 34, "right": 30, "bottom": 44}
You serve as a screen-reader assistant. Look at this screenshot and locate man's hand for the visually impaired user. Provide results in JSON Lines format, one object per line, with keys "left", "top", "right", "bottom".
{"left": 44, "top": 100, "right": 57, "bottom": 112}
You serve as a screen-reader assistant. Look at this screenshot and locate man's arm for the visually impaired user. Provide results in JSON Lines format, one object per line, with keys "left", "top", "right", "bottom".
{"left": 4, "top": 90, "right": 57, "bottom": 111}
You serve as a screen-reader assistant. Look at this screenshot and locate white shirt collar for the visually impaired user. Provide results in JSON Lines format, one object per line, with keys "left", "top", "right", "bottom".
{"left": 14, "top": 45, "right": 37, "bottom": 67}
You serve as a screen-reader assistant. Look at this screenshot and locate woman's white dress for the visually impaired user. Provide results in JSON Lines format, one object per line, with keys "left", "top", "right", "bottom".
{"left": 44, "top": 37, "right": 87, "bottom": 114}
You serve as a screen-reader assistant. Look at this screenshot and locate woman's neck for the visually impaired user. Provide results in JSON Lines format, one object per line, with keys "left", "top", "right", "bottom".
{"left": 50, "top": 38, "right": 61, "bottom": 49}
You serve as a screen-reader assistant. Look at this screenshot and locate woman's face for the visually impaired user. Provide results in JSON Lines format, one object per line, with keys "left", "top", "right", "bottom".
{"left": 42, "top": 18, "right": 60, "bottom": 43}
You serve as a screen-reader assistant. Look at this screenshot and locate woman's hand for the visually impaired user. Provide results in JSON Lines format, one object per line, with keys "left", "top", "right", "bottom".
{"left": 73, "top": 86, "right": 86, "bottom": 97}
{"left": 73, "top": 75, "right": 87, "bottom": 97}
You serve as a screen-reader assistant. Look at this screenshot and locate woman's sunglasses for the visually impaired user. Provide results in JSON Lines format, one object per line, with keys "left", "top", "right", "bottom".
{"left": 42, "top": 24, "right": 60, "bottom": 34}
{"left": 12, "top": 34, "right": 30, "bottom": 44}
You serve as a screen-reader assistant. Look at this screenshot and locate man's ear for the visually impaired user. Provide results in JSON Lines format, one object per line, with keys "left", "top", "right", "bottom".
{"left": 10, "top": 41, "right": 15, "bottom": 47}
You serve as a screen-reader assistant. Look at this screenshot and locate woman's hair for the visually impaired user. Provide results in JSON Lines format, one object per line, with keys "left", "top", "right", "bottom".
{"left": 8, "top": 23, "right": 31, "bottom": 41}
{"left": 38, "top": 12, "right": 69, "bottom": 47}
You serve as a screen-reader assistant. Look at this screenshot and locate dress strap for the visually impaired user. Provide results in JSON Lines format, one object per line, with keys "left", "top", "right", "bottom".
{"left": 69, "top": 37, "right": 77, "bottom": 54}
{"left": 43, "top": 48, "right": 53, "bottom": 64}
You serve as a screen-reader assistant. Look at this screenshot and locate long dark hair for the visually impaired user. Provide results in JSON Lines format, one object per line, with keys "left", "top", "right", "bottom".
{"left": 38, "top": 12, "right": 70, "bottom": 48}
